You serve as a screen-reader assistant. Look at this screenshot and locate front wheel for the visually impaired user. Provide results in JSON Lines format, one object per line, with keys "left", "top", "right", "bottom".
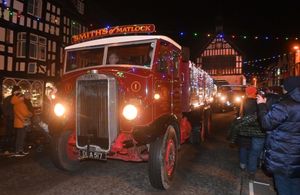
{"left": 50, "top": 130, "right": 80, "bottom": 171}
{"left": 148, "top": 125, "right": 178, "bottom": 190}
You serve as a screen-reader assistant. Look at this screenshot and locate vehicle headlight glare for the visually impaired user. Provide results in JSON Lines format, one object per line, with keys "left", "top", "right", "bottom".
{"left": 122, "top": 104, "right": 138, "bottom": 120}
{"left": 220, "top": 96, "right": 226, "bottom": 102}
{"left": 235, "top": 96, "right": 242, "bottom": 103}
{"left": 54, "top": 103, "right": 65, "bottom": 117}
{"left": 154, "top": 93, "right": 160, "bottom": 100}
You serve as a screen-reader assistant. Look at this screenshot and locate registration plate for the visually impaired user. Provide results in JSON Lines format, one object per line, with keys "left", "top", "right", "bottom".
{"left": 79, "top": 150, "right": 107, "bottom": 161}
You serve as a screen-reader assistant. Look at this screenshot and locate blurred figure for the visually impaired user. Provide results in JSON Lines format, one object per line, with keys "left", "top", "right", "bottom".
{"left": 108, "top": 53, "right": 119, "bottom": 64}
{"left": 24, "top": 92, "right": 34, "bottom": 113}
{"left": 229, "top": 86, "right": 266, "bottom": 181}
{"left": 239, "top": 87, "right": 265, "bottom": 180}
{"left": 257, "top": 76, "right": 300, "bottom": 195}
{"left": 2, "top": 85, "right": 21, "bottom": 153}
{"left": 23, "top": 92, "right": 34, "bottom": 132}
{"left": 11, "top": 92, "right": 32, "bottom": 156}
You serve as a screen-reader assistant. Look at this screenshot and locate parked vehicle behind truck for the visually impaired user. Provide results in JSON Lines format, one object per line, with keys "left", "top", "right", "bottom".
{"left": 49, "top": 24, "right": 214, "bottom": 190}
{"left": 213, "top": 85, "right": 246, "bottom": 112}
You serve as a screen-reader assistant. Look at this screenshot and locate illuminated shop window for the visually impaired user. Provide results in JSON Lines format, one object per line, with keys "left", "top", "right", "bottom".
{"left": 31, "top": 81, "right": 43, "bottom": 108}
{"left": 2, "top": 78, "right": 44, "bottom": 108}
{"left": 2, "top": 78, "right": 17, "bottom": 99}
{"left": 18, "top": 80, "right": 31, "bottom": 93}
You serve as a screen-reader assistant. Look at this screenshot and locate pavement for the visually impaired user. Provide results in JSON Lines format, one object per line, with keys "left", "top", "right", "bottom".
{"left": 240, "top": 168, "right": 277, "bottom": 195}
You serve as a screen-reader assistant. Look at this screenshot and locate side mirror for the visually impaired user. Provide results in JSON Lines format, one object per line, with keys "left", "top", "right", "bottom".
{"left": 182, "top": 47, "right": 190, "bottom": 62}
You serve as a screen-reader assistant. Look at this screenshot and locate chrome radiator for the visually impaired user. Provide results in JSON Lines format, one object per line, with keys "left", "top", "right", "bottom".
{"left": 76, "top": 73, "right": 118, "bottom": 152}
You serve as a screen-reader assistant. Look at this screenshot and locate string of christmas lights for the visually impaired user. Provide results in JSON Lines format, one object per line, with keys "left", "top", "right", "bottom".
{"left": 1, "top": 1, "right": 40, "bottom": 21}
{"left": 177, "top": 32, "right": 300, "bottom": 41}
{"left": 243, "top": 52, "right": 294, "bottom": 65}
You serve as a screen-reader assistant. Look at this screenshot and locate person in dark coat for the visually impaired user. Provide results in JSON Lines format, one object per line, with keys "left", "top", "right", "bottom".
{"left": 257, "top": 76, "right": 300, "bottom": 195}
{"left": 2, "top": 85, "right": 21, "bottom": 153}
{"left": 239, "top": 86, "right": 266, "bottom": 181}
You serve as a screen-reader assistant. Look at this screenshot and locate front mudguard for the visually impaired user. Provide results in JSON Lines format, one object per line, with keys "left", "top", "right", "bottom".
{"left": 132, "top": 114, "right": 180, "bottom": 146}
{"left": 48, "top": 115, "right": 74, "bottom": 137}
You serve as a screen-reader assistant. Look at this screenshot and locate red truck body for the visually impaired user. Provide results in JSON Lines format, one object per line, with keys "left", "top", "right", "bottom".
{"left": 49, "top": 24, "right": 214, "bottom": 189}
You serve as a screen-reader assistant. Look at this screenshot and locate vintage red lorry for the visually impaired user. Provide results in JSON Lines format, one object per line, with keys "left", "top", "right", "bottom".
{"left": 49, "top": 24, "right": 214, "bottom": 189}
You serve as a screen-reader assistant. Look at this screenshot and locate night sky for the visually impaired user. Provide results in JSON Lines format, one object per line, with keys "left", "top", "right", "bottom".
{"left": 85, "top": 0, "right": 300, "bottom": 61}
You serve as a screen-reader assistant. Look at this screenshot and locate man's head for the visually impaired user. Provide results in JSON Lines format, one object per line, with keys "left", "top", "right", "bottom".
{"left": 283, "top": 76, "right": 300, "bottom": 93}
{"left": 12, "top": 85, "right": 21, "bottom": 95}
{"left": 108, "top": 53, "right": 119, "bottom": 64}
{"left": 245, "top": 86, "right": 257, "bottom": 98}
{"left": 24, "top": 92, "right": 31, "bottom": 99}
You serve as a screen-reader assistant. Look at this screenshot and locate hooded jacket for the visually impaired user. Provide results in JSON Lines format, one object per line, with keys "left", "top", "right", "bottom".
{"left": 258, "top": 87, "right": 300, "bottom": 177}
{"left": 11, "top": 95, "right": 32, "bottom": 128}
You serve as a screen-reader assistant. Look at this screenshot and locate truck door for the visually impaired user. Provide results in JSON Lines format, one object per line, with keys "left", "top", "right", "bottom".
{"left": 169, "top": 49, "right": 182, "bottom": 117}
{"left": 153, "top": 41, "right": 182, "bottom": 118}
{"left": 153, "top": 41, "right": 172, "bottom": 117}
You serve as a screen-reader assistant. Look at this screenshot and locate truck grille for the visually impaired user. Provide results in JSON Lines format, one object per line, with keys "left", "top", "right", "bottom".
{"left": 76, "top": 74, "right": 118, "bottom": 151}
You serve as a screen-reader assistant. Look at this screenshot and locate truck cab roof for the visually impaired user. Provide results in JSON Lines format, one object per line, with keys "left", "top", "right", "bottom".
{"left": 65, "top": 35, "right": 182, "bottom": 50}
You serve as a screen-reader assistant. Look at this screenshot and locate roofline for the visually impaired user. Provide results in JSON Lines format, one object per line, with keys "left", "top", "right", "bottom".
{"left": 65, "top": 35, "right": 182, "bottom": 50}
{"left": 198, "top": 34, "right": 245, "bottom": 57}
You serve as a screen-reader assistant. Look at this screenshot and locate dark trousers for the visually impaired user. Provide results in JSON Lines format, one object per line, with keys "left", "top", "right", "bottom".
{"left": 274, "top": 174, "right": 300, "bottom": 195}
{"left": 15, "top": 128, "right": 26, "bottom": 153}
{"left": 5, "top": 118, "right": 15, "bottom": 151}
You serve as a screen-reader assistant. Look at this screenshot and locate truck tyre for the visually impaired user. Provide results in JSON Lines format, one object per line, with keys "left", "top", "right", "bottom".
{"left": 148, "top": 125, "right": 178, "bottom": 190}
{"left": 50, "top": 130, "right": 80, "bottom": 171}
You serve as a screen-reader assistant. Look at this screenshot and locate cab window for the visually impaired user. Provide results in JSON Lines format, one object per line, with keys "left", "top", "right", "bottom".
{"left": 66, "top": 47, "right": 104, "bottom": 72}
{"left": 157, "top": 41, "right": 171, "bottom": 74}
{"left": 106, "top": 43, "right": 154, "bottom": 67}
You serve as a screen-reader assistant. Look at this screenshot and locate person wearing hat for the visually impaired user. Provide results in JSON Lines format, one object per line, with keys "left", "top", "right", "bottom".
{"left": 235, "top": 86, "right": 266, "bottom": 181}
{"left": 257, "top": 76, "right": 300, "bottom": 195}
{"left": 2, "top": 85, "right": 21, "bottom": 154}
{"left": 11, "top": 90, "right": 32, "bottom": 156}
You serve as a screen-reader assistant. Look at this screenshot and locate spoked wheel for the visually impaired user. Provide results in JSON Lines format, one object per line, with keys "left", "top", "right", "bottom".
{"left": 50, "top": 130, "right": 80, "bottom": 171}
{"left": 148, "top": 125, "right": 178, "bottom": 190}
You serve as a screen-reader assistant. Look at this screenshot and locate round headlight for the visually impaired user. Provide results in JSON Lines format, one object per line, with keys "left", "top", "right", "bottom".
{"left": 122, "top": 104, "right": 138, "bottom": 120}
{"left": 235, "top": 96, "right": 242, "bottom": 103}
{"left": 154, "top": 93, "right": 160, "bottom": 100}
{"left": 220, "top": 96, "right": 226, "bottom": 102}
{"left": 54, "top": 103, "right": 65, "bottom": 117}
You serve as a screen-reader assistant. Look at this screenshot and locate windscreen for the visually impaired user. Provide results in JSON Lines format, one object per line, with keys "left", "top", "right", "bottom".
{"left": 66, "top": 47, "right": 104, "bottom": 72}
{"left": 65, "top": 41, "right": 155, "bottom": 73}
{"left": 106, "top": 43, "right": 154, "bottom": 67}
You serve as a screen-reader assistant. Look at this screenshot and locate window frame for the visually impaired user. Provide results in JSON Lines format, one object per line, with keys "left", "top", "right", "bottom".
{"left": 27, "top": 62, "right": 37, "bottom": 74}
{"left": 29, "top": 33, "right": 38, "bottom": 59}
{"left": 27, "top": 0, "right": 42, "bottom": 18}
{"left": 29, "top": 33, "right": 47, "bottom": 61}
{"left": 38, "top": 36, "right": 46, "bottom": 61}
{"left": 17, "top": 32, "right": 26, "bottom": 58}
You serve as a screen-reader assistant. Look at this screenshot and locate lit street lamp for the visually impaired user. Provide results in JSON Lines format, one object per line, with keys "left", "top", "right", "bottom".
{"left": 253, "top": 77, "right": 257, "bottom": 87}
{"left": 293, "top": 45, "right": 300, "bottom": 76}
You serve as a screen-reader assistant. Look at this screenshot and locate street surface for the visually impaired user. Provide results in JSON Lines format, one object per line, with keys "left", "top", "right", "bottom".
{"left": 0, "top": 111, "right": 275, "bottom": 195}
